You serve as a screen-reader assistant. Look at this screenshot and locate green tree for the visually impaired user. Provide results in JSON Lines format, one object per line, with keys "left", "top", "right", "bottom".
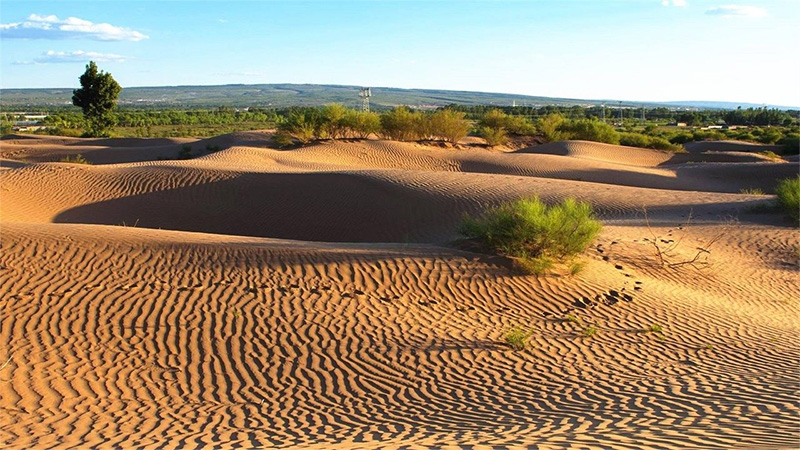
{"left": 72, "top": 61, "right": 122, "bottom": 137}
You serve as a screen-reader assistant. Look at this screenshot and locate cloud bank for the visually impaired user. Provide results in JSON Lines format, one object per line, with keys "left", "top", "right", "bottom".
{"left": 0, "top": 14, "right": 148, "bottom": 41}
{"left": 15, "top": 50, "right": 128, "bottom": 65}
{"left": 705, "top": 5, "right": 768, "bottom": 18}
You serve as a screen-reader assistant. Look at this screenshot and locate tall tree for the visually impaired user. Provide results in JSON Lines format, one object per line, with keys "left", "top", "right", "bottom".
{"left": 72, "top": 61, "right": 122, "bottom": 137}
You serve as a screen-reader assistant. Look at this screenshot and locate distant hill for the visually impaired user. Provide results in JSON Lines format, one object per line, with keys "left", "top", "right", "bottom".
{"left": 1, "top": 83, "right": 795, "bottom": 110}
{"left": 661, "top": 100, "right": 797, "bottom": 110}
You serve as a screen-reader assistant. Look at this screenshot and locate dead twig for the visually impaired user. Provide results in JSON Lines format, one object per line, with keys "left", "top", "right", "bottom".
{"left": 642, "top": 206, "right": 731, "bottom": 270}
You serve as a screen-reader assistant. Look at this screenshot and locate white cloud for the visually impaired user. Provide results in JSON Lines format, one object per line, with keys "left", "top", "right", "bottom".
{"left": 705, "top": 5, "right": 768, "bottom": 18}
{"left": 0, "top": 14, "right": 148, "bottom": 41}
{"left": 662, "top": 0, "right": 688, "bottom": 6}
{"left": 14, "top": 50, "right": 128, "bottom": 65}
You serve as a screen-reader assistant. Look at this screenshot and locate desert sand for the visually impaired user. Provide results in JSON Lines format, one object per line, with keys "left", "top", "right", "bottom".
{"left": 1, "top": 134, "right": 798, "bottom": 449}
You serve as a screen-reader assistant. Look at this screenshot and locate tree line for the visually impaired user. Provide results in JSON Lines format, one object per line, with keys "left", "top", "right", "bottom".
{"left": 445, "top": 104, "right": 799, "bottom": 126}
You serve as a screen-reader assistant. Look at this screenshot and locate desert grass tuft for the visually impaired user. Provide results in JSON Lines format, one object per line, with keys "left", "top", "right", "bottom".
{"left": 581, "top": 326, "right": 598, "bottom": 338}
{"left": 504, "top": 325, "right": 534, "bottom": 350}
{"left": 59, "top": 154, "right": 91, "bottom": 164}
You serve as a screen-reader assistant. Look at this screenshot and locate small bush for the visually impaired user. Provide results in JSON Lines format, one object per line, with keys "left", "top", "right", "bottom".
{"left": 177, "top": 144, "right": 193, "bottom": 160}
{"left": 557, "top": 119, "right": 620, "bottom": 144}
{"left": 479, "top": 109, "right": 510, "bottom": 130}
{"left": 537, "top": 113, "right": 567, "bottom": 142}
{"left": 757, "top": 128, "right": 783, "bottom": 144}
{"left": 759, "top": 150, "right": 783, "bottom": 161}
{"left": 779, "top": 133, "right": 799, "bottom": 155}
{"left": 669, "top": 131, "right": 694, "bottom": 144}
{"left": 460, "top": 197, "right": 602, "bottom": 275}
{"left": 581, "top": 326, "right": 598, "bottom": 338}
{"left": 619, "top": 132, "right": 683, "bottom": 152}
{"left": 59, "top": 154, "right": 91, "bottom": 164}
{"left": 379, "top": 107, "right": 422, "bottom": 141}
{"left": 618, "top": 132, "right": 650, "bottom": 148}
{"left": 775, "top": 176, "right": 800, "bottom": 225}
{"left": 428, "top": 109, "right": 469, "bottom": 144}
{"left": 740, "top": 188, "right": 765, "bottom": 195}
{"left": 504, "top": 326, "right": 533, "bottom": 350}
{"left": 272, "top": 132, "right": 294, "bottom": 148}
{"left": 646, "top": 324, "right": 664, "bottom": 333}
{"left": 478, "top": 109, "right": 535, "bottom": 136}
{"left": 478, "top": 126, "right": 508, "bottom": 147}
{"left": 564, "top": 314, "right": 581, "bottom": 324}
{"left": 341, "top": 110, "right": 380, "bottom": 139}
{"left": 278, "top": 111, "right": 317, "bottom": 144}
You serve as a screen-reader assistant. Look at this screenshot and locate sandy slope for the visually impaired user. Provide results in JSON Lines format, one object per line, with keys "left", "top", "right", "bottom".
{"left": 1, "top": 135, "right": 798, "bottom": 449}
{"left": 684, "top": 140, "right": 785, "bottom": 154}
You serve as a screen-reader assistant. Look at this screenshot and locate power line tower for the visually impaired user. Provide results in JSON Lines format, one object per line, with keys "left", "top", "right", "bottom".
{"left": 618, "top": 101, "right": 623, "bottom": 123}
{"left": 601, "top": 103, "right": 606, "bottom": 122}
{"left": 359, "top": 87, "right": 372, "bottom": 112}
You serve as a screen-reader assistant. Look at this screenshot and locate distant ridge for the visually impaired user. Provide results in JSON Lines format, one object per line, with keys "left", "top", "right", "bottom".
{"left": 1, "top": 83, "right": 796, "bottom": 110}
{"left": 661, "top": 100, "right": 797, "bottom": 110}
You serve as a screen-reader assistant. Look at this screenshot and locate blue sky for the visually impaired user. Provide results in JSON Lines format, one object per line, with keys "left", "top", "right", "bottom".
{"left": 1, "top": 0, "right": 798, "bottom": 105}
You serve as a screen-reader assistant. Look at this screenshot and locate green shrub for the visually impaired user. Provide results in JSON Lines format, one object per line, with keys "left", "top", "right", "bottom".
{"left": 693, "top": 129, "right": 725, "bottom": 141}
{"left": 757, "top": 128, "right": 783, "bottom": 144}
{"left": 537, "top": 113, "right": 567, "bottom": 142}
{"left": 478, "top": 109, "right": 535, "bottom": 136}
{"left": 341, "top": 110, "right": 380, "bottom": 139}
{"left": 504, "top": 326, "right": 533, "bottom": 350}
{"left": 272, "top": 132, "right": 294, "bottom": 148}
{"left": 59, "top": 154, "right": 91, "bottom": 164}
{"left": 669, "top": 131, "right": 694, "bottom": 144}
{"left": 428, "top": 109, "right": 469, "bottom": 144}
{"left": 775, "top": 176, "right": 800, "bottom": 225}
{"left": 646, "top": 324, "right": 664, "bottom": 333}
{"left": 557, "top": 119, "right": 620, "bottom": 144}
{"left": 177, "top": 144, "right": 193, "bottom": 160}
{"left": 459, "top": 197, "right": 602, "bottom": 275}
{"left": 379, "top": 107, "right": 422, "bottom": 141}
{"left": 278, "top": 111, "right": 318, "bottom": 143}
{"left": 759, "top": 151, "right": 783, "bottom": 161}
{"left": 478, "top": 126, "right": 508, "bottom": 147}
{"left": 618, "top": 132, "right": 650, "bottom": 148}
{"left": 478, "top": 109, "right": 508, "bottom": 130}
{"left": 780, "top": 133, "right": 799, "bottom": 155}
{"left": 740, "top": 188, "right": 765, "bottom": 195}
{"left": 320, "top": 104, "right": 348, "bottom": 139}
{"left": 619, "top": 132, "right": 683, "bottom": 152}
{"left": 581, "top": 326, "right": 598, "bottom": 338}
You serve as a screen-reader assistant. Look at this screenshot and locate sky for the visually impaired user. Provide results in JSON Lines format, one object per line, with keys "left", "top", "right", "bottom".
{"left": 1, "top": 0, "right": 798, "bottom": 106}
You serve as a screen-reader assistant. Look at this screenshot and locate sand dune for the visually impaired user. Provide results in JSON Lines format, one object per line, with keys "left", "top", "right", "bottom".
{"left": 1, "top": 134, "right": 798, "bottom": 449}
{"left": 684, "top": 139, "right": 785, "bottom": 154}
{"left": 0, "top": 156, "right": 783, "bottom": 242}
